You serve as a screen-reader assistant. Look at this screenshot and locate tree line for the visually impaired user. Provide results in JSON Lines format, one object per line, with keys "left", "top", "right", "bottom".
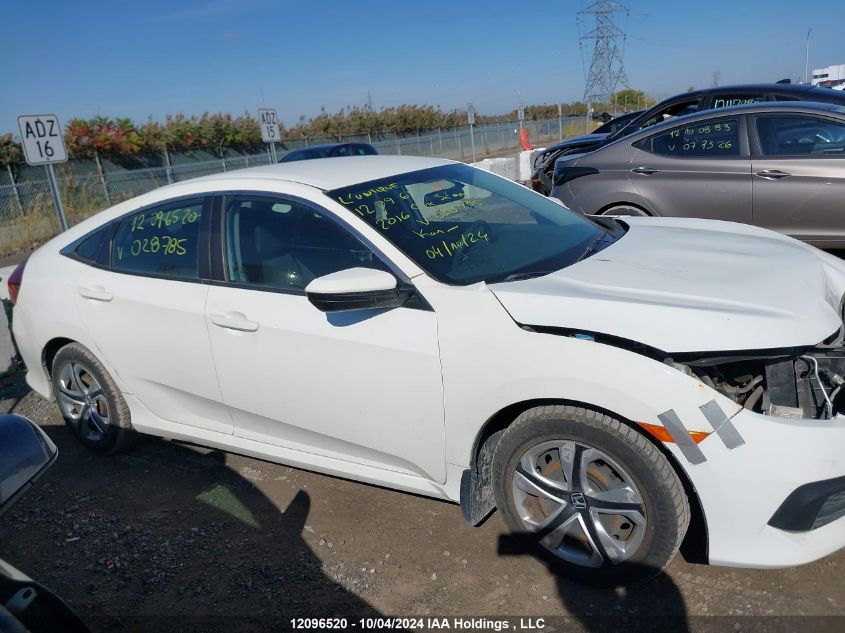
{"left": 1, "top": 90, "right": 653, "bottom": 169}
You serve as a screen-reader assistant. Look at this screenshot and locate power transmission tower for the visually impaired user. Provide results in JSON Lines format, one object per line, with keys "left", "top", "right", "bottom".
{"left": 577, "top": 1, "right": 630, "bottom": 105}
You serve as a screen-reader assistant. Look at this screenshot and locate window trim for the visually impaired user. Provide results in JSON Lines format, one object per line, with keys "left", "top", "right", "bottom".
{"left": 208, "top": 190, "right": 418, "bottom": 299}
{"left": 749, "top": 113, "right": 845, "bottom": 159}
{"left": 634, "top": 114, "right": 749, "bottom": 159}
{"left": 59, "top": 189, "right": 432, "bottom": 309}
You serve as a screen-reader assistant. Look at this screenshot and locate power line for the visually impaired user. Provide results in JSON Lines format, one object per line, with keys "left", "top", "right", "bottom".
{"left": 577, "top": 1, "right": 630, "bottom": 104}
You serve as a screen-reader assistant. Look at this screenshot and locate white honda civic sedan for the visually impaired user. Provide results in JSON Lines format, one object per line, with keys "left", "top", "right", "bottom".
{"left": 10, "top": 156, "right": 845, "bottom": 584}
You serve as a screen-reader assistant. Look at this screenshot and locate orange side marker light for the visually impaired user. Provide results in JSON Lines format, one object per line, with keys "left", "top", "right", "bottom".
{"left": 638, "top": 421, "right": 710, "bottom": 445}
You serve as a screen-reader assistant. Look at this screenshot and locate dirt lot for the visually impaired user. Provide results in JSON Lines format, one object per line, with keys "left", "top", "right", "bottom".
{"left": 1, "top": 375, "right": 843, "bottom": 633}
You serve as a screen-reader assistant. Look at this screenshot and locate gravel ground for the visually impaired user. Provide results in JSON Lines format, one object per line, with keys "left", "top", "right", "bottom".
{"left": 1, "top": 373, "right": 843, "bottom": 633}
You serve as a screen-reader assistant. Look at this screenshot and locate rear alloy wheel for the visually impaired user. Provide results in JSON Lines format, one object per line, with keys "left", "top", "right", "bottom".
{"left": 493, "top": 405, "right": 689, "bottom": 585}
{"left": 52, "top": 343, "right": 136, "bottom": 453}
{"left": 599, "top": 205, "right": 649, "bottom": 217}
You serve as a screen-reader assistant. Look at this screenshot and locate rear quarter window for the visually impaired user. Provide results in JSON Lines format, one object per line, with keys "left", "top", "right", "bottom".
{"left": 70, "top": 223, "right": 114, "bottom": 265}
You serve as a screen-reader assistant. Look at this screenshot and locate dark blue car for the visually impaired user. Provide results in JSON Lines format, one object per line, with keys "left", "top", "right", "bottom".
{"left": 279, "top": 142, "right": 378, "bottom": 163}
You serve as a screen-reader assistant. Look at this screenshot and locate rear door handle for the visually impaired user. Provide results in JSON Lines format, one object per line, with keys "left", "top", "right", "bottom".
{"left": 209, "top": 313, "right": 259, "bottom": 333}
{"left": 755, "top": 169, "right": 791, "bottom": 180}
{"left": 630, "top": 166, "right": 660, "bottom": 175}
{"left": 77, "top": 286, "right": 113, "bottom": 302}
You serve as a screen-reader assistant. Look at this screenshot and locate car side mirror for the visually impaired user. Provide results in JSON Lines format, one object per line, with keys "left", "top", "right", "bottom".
{"left": 0, "top": 414, "right": 58, "bottom": 517}
{"left": 305, "top": 268, "right": 409, "bottom": 313}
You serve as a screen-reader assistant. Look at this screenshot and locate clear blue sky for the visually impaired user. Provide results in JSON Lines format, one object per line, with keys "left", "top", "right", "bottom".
{"left": 2, "top": 0, "right": 843, "bottom": 133}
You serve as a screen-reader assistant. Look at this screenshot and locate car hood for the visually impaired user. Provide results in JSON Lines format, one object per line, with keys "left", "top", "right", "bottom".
{"left": 540, "top": 134, "right": 608, "bottom": 157}
{"left": 557, "top": 133, "right": 608, "bottom": 149}
{"left": 489, "top": 218, "right": 845, "bottom": 353}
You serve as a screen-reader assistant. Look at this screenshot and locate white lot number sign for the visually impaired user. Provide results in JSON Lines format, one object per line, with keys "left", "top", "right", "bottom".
{"left": 517, "top": 105, "right": 525, "bottom": 121}
{"left": 467, "top": 104, "right": 476, "bottom": 126}
{"left": 258, "top": 108, "right": 280, "bottom": 143}
{"left": 17, "top": 114, "right": 67, "bottom": 165}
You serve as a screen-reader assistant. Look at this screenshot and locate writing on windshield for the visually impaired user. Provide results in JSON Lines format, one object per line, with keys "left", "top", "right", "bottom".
{"left": 327, "top": 164, "right": 604, "bottom": 285}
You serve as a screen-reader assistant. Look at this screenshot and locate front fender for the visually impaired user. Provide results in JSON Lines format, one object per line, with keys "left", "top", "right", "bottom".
{"left": 414, "top": 278, "right": 740, "bottom": 470}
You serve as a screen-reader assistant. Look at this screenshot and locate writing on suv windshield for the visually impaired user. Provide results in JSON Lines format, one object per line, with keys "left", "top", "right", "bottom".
{"left": 326, "top": 164, "right": 606, "bottom": 285}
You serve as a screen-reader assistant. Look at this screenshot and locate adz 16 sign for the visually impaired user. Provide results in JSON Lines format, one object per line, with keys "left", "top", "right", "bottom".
{"left": 17, "top": 114, "right": 67, "bottom": 165}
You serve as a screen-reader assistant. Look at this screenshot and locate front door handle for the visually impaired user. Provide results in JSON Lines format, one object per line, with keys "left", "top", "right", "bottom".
{"left": 209, "top": 313, "right": 259, "bottom": 333}
{"left": 630, "top": 166, "right": 660, "bottom": 175}
{"left": 77, "top": 286, "right": 113, "bottom": 302}
{"left": 755, "top": 169, "right": 791, "bottom": 180}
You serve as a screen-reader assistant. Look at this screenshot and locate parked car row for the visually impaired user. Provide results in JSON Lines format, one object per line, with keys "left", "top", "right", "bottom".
{"left": 549, "top": 100, "right": 845, "bottom": 248}
{"left": 533, "top": 82, "right": 845, "bottom": 196}
{"left": 531, "top": 109, "right": 644, "bottom": 194}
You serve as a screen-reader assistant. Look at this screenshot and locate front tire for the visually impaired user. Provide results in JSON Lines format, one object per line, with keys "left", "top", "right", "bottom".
{"left": 492, "top": 405, "right": 689, "bottom": 585}
{"left": 51, "top": 343, "right": 136, "bottom": 454}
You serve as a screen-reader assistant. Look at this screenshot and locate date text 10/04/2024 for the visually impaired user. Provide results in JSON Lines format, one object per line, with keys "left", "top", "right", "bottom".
{"left": 290, "top": 617, "right": 547, "bottom": 630}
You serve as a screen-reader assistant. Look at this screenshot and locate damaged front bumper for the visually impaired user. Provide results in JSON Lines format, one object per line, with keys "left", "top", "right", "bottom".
{"left": 679, "top": 407, "right": 845, "bottom": 568}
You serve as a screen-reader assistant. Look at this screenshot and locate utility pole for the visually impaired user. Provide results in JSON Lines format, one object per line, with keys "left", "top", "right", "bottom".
{"left": 805, "top": 28, "right": 812, "bottom": 84}
{"left": 577, "top": 1, "right": 630, "bottom": 106}
{"left": 467, "top": 103, "right": 477, "bottom": 163}
{"left": 558, "top": 103, "right": 563, "bottom": 140}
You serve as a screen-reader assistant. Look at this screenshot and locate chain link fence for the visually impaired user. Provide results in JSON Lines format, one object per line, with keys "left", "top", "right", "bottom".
{"left": 0, "top": 116, "right": 589, "bottom": 254}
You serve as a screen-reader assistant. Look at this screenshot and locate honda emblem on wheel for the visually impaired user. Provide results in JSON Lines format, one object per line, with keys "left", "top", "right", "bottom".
{"left": 570, "top": 492, "right": 587, "bottom": 509}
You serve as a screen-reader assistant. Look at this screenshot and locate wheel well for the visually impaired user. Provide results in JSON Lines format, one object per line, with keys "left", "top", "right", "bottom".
{"left": 597, "top": 201, "right": 651, "bottom": 216}
{"left": 467, "top": 398, "right": 708, "bottom": 563}
{"left": 42, "top": 337, "right": 75, "bottom": 376}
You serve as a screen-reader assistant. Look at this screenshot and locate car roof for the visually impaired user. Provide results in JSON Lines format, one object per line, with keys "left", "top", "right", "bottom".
{"left": 187, "top": 155, "right": 454, "bottom": 191}
{"left": 677, "top": 83, "right": 822, "bottom": 100}
{"left": 623, "top": 101, "right": 845, "bottom": 139}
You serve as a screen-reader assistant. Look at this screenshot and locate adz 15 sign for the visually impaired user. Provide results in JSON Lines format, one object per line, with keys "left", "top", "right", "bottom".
{"left": 17, "top": 114, "right": 67, "bottom": 165}
{"left": 258, "top": 108, "right": 280, "bottom": 143}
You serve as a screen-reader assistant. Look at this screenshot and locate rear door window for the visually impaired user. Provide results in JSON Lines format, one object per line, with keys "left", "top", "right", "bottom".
{"left": 636, "top": 117, "right": 741, "bottom": 157}
{"left": 110, "top": 199, "right": 205, "bottom": 278}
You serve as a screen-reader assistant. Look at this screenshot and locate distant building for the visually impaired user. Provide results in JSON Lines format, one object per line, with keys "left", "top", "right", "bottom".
{"left": 812, "top": 64, "right": 845, "bottom": 88}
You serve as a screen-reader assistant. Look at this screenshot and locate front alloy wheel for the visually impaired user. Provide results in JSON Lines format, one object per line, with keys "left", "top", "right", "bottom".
{"left": 493, "top": 405, "right": 689, "bottom": 585}
{"left": 513, "top": 440, "right": 647, "bottom": 568}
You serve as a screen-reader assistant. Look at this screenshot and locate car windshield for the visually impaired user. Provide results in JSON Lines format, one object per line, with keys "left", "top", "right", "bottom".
{"left": 326, "top": 164, "right": 610, "bottom": 285}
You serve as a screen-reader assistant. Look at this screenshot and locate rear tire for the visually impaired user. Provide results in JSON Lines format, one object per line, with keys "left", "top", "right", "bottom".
{"left": 51, "top": 343, "right": 136, "bottom": 454}
{"left": 492, "top": 405, "right": 689, "bottom": 586}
